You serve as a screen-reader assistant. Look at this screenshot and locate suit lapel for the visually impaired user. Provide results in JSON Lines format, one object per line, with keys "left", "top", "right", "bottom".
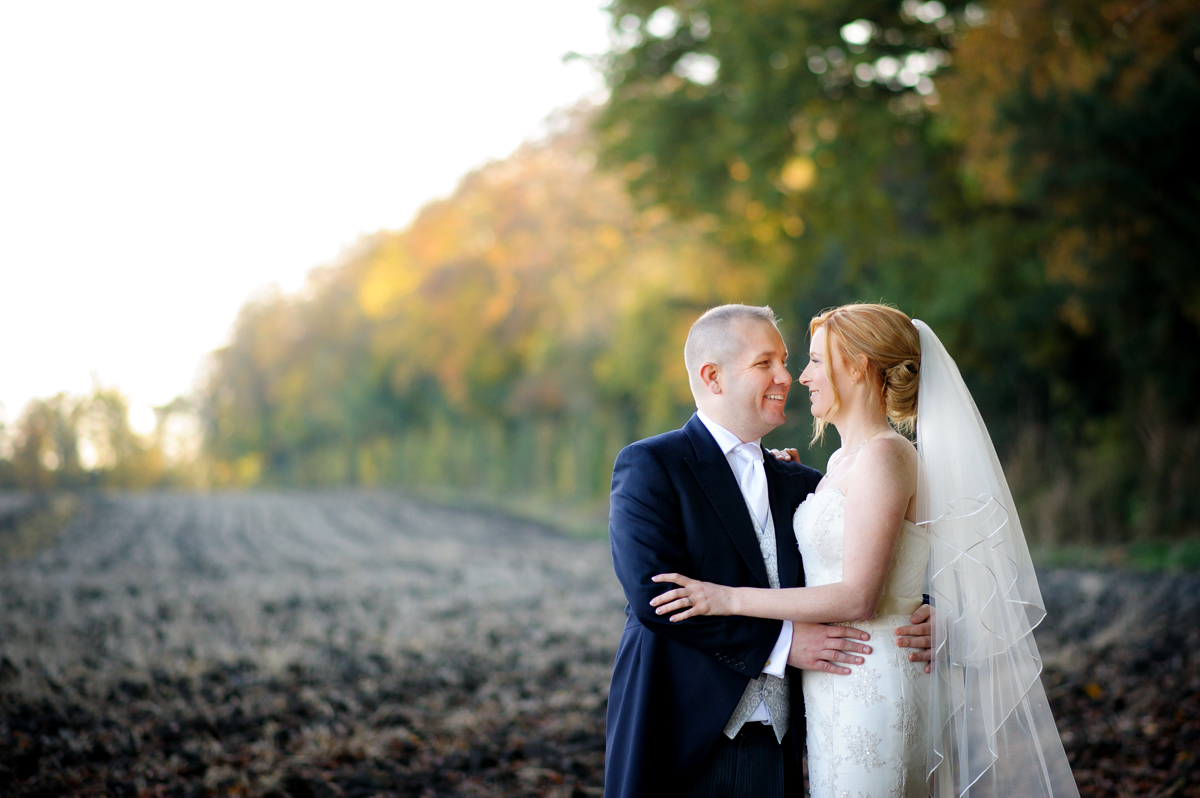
{"left": 682, "top": 415, "right": 771, "bottom": 589}
{"left": 763, "top": 449, "right": 804, "bottom": 589}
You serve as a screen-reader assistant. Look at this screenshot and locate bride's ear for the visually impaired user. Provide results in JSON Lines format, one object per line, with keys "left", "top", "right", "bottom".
{"left": 848, "top": 354, "right": 869, "bottom": 385}
{"left": 699, "top": 363, "right": 722, "bottom": 394}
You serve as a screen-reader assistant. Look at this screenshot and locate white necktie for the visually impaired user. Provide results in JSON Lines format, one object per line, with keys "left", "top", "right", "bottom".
{"left": 735, "top": 443, "right": 769, "bottom": 529}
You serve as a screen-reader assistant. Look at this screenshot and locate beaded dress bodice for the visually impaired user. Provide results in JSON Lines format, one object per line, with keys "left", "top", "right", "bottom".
{"left": 792, "top": 488, "right": 930, "bottom": 798}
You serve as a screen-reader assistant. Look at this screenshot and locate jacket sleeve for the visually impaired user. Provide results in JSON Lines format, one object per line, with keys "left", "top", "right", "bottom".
{"left": 608, "top": 441, "right": 781, "bottom": 677}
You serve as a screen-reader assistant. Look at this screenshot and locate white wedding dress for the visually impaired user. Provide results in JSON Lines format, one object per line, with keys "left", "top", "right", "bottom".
{"left": 794, "top": 487, "right": 930, "bottom": 798}
{"left": 783, "top": 320, "right": 1079, "bottom": 798}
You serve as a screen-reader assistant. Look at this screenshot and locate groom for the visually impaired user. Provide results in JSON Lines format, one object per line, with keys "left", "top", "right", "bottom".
{"left": 604, "top": 304, "right": 931, "bottom": 798}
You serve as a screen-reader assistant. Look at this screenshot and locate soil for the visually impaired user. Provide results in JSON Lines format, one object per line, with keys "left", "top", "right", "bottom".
{"left": 0, "top": 492, "right": 1196, "bottom": 797}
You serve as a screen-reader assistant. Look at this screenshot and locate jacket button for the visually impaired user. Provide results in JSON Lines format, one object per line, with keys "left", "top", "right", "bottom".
{"left": 738, "top": 661, "right": 745, "bottom": 669}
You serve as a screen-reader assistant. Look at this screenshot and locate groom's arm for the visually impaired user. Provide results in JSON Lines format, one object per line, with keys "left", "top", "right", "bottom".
{"left": 609, "top": 442, "right": 780, "bottom": 676}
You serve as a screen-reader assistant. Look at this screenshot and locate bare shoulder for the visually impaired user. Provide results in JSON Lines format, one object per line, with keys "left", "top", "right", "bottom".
{"left": 852, "top": 433, "right": 917, "bottom": 490}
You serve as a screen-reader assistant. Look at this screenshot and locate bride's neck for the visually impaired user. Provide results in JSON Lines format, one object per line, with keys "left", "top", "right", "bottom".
{"left": 832, "top": 401, "right": 891, "bottom": 453}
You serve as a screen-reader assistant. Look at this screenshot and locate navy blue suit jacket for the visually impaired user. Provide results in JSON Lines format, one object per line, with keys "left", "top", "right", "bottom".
{"left": 604, "top": 413, "right": 823, "bottom": 797}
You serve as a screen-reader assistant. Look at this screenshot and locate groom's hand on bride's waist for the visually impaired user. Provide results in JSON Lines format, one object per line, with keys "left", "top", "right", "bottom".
{"left": 787, "top": 622, "right": 872, "bottom": 675}
{"left": 894, "top": 604, "right": 933, "bottom": 674}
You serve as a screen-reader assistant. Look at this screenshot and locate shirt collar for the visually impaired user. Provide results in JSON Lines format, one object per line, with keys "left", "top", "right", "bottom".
{"left": 696, "top": 410, "right": 762, "bottom": 456}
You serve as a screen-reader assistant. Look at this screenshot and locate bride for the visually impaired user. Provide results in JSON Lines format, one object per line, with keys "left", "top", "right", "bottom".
{"left": 650, "top": 303, "right": 1079, "bottom": 798}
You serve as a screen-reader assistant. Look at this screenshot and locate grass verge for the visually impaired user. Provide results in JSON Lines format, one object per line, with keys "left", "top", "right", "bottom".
{"left": 1032, "top": 538, "right": 1200, "bottom": 571}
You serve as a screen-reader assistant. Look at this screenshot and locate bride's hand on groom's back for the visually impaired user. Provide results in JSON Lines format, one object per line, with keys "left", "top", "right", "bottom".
{"left": 768, "top": 448, "right": 801, "bottom": 463}
{"left": 894, "top": 604, "right": 933, "bottom": 674}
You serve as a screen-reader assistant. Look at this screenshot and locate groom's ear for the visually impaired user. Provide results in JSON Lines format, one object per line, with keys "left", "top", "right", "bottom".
{"left": 699, "top": 363, "right": 722, "bottom": 394}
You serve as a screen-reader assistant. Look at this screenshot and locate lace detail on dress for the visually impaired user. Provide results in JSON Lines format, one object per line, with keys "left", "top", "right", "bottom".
{"left": 820, "top": 752, "right": 844, "bottom": 798}
{"left": 794, "top": 488, "right": 845, "bottom": 572}
{"left": 843, "top": 725, "right": 887, "bottom": 770}
{"left": 891, "top": 696, "right": 921, "bottom": 747}
{"left": 794, "top": 489, "right": 930, "bottom": 798}
{"left": 846, "top": 666, "right": 886, "bottom": 707}
{"left": 818, "top": 689, "right": 842, "bottom": 746}
{"left": 888, "top": 761, "right": 909, "bottom": 798}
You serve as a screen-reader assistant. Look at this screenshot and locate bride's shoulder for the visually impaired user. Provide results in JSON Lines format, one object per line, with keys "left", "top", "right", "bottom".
{"left": 881, "top": 431, "right": 916, "bottom": 458}
{"left": 866, "top": 431, "right": 917, "bottom": 460}
{"left": 854, "top": 433, "right": 918, "bottom": 483}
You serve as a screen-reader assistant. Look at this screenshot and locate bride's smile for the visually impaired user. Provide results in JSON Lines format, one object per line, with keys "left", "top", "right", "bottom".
{"left": 798, "top": 326, "right": 843, "bottom": 421}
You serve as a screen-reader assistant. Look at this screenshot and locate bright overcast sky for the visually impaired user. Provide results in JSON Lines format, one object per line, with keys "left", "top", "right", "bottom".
{"left": 0, "top": 1, "right": 611, "bottom": 432}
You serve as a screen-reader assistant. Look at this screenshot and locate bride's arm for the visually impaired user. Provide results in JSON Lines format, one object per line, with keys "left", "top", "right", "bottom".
{"left": 652, "top": 437, "right": 916, "bottom": 624}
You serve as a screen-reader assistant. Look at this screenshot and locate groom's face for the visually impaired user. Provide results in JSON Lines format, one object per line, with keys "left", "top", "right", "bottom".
{"left": 713, "top": 319, "right": 792, "bottom": 440}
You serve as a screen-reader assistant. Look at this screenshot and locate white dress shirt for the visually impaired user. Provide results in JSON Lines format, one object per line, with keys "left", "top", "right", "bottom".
{"left": 695, "top": 411, "right": 793, "bottom": 724}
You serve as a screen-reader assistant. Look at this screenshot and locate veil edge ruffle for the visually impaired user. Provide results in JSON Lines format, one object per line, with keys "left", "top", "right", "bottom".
{"left": 914, "top": 319, "right": 1080, "bottom": 798}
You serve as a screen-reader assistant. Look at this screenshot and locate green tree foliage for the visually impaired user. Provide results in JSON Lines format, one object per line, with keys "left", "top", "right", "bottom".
{"left": 596, "top": 0, "right": 1200, "bottom": 540}
{"left": 194, "top": 0, "right": 1198, "bottom": 544}
{"left": 995, "top": 5, "right": 1200, "bottom": 536}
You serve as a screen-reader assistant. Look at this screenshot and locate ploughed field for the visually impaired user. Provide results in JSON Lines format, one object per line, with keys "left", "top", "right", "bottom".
{"left": 1, "top": 493, "right": 1197, "bottom": 797}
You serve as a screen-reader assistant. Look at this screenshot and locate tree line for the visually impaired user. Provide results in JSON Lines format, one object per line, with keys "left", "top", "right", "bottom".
{"left": 4, "top": 0, "right": 1197, "bottom": 545}
{"left": 0, "top": 388, "right": 195, "bottom": 491}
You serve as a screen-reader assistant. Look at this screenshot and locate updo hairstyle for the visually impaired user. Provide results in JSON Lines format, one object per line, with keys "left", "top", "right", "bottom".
{"left": 809, "top": 303, "right": 921, "bottom": 443}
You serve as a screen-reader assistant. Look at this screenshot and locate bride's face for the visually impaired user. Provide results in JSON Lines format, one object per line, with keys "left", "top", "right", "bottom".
{"left": 799, "top": 326, "right": 853, "bottom": 421}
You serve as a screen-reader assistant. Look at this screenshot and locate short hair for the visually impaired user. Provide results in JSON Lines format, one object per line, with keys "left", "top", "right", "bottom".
{"left": 684, "top": 304, "right": 781, "bottom": 396}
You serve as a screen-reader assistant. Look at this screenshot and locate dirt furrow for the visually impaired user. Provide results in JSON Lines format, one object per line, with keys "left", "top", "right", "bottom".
{"left": 0, "top": 492, "right": 1195, "bottom": 797}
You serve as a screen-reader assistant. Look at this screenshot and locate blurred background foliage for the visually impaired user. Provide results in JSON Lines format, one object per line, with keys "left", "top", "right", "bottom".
{"left": 0, "top": 387, "right": 195, "bottom": 492}
{"left": 2, "top": 0, "right": 1197, "bottom": 548}
{"left": 194, "top": 120, "right": 763, "bottom": 523}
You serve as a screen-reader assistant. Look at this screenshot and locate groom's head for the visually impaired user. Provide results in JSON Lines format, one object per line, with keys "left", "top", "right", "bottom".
{"left": 685, "top": 304, "right": 791, "bottom": 442}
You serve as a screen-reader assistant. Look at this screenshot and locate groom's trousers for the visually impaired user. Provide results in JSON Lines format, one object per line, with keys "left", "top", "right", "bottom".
{"left": 681, "top": 723, "right": 786, "bottom": 798}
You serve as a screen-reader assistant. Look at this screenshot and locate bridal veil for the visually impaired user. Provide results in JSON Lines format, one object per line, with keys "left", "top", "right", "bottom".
{"left": 913, "top": 320, "right": 1080, "bottom": 798}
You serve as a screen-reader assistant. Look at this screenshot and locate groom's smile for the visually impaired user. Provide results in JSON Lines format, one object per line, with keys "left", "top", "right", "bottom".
{"left": 709, "top": 318, "right": 792, "bottom": 441}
